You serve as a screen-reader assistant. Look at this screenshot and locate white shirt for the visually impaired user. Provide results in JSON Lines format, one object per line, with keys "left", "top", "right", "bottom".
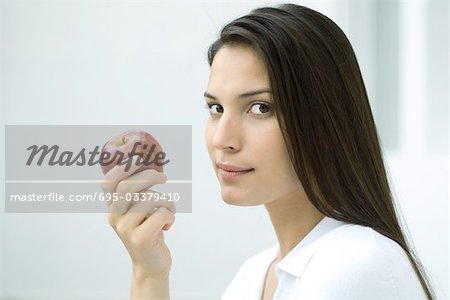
{"left": 221, "top": 216, "right": 427, "bottom": 300}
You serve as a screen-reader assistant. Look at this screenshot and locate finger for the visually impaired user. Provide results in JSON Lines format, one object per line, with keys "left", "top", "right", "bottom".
{"left": 118, "top": 169, "right": 167, "bottom": 192}
{"left": 100, "top": 155, "right": 142, "bottom": 195}
{"left": 108, "top": 170, "right": 168, "bottom": 215}
{"left": 136, "top": 206, "right": 175, "bottom": 236}
{"left": 120, "top": 191, "right": 176, "bottom": 228}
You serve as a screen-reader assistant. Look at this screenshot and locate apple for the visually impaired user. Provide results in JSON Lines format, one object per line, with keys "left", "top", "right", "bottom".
{"left": 100, "top": 130, "right": 166, "bottom": 175}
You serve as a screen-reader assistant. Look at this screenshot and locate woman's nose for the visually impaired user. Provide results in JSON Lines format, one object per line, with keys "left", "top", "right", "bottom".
{"left": 212, "top": 114, "right": 241, "bottom": 151}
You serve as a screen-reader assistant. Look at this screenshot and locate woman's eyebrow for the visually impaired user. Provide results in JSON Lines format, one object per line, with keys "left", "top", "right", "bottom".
{"left": 203, "top": 89, "right": 272, "bottom": 100}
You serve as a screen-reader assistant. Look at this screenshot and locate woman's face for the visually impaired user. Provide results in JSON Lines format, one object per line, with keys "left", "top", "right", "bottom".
{"left": 204, "top": 44, "right": 302, "bottom": 206}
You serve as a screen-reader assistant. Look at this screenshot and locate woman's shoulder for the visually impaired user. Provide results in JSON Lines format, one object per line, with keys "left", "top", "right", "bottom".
{"left": 299, "top": 222, "right": 428, "bottom": 299}
{"left": 316, "top": 222, "right": 413, "bottom": 269}
{"left": 318, "top": 221, "right": 407, "bottom": 257}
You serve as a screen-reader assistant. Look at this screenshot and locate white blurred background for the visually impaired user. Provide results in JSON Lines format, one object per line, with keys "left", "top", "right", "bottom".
{"left": 0, "top": 0, "right": 448, "bottom": 299}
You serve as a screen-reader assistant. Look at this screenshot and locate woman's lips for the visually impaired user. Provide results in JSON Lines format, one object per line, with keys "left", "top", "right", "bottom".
{"left": 216, "top": 162, "right": 253, "bottom": 172}
{"left": 216, "top": 162, "right": 254, "bottom": 180}
{"left": 219, "top": 168, "right": 254, "bottom": 179}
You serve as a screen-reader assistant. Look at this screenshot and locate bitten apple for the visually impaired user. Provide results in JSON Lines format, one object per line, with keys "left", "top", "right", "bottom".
{"left": 100, "top": 130, "right": 166, "bottom": 175}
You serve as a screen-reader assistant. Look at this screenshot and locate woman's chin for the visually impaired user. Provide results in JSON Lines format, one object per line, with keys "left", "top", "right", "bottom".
{"left": 220, "top": 191, "right": 259, "bottom": 206}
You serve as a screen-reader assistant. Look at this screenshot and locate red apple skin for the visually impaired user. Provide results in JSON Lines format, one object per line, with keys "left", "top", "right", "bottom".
{"left": 101, "top": 130, "right": 164, "bottom": 175}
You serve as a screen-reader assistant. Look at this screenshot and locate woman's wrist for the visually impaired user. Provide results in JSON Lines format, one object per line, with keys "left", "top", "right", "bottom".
{"left": 131, "top": 272, "right": 170, "bottom": 300}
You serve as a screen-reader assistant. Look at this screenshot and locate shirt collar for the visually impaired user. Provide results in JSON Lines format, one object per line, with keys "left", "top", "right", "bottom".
{"left": 274, "top": 216, "right": 350, "bottom": 278}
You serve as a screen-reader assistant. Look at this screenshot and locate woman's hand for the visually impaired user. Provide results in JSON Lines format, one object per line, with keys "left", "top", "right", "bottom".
{"left": 101, "top": 155, "right": 176, "bottom": 282}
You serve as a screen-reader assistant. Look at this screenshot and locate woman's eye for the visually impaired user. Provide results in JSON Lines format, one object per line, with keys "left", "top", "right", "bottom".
{"left": 204, "top": 102, "right": 271, "bottom": 116}
{"left": 204, "top": 103, "right": 223, "bottom": 114}
{"left": 249, "top": 103, "right": 271, "bottom": 115}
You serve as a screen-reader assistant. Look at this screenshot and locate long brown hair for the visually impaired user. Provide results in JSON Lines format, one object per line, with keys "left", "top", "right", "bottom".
{"left": 206, "top": 3, "right": 435, "bottom": 299}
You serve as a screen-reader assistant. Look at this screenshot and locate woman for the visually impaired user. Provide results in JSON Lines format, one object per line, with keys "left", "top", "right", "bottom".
{"left": 101, "top": 3, "right": 435, "bottom": 300}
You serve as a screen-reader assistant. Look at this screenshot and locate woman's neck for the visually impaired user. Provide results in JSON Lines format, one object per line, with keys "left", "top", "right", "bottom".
{"left": 264, "top": 187, "right": 325, "bottom": 259}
